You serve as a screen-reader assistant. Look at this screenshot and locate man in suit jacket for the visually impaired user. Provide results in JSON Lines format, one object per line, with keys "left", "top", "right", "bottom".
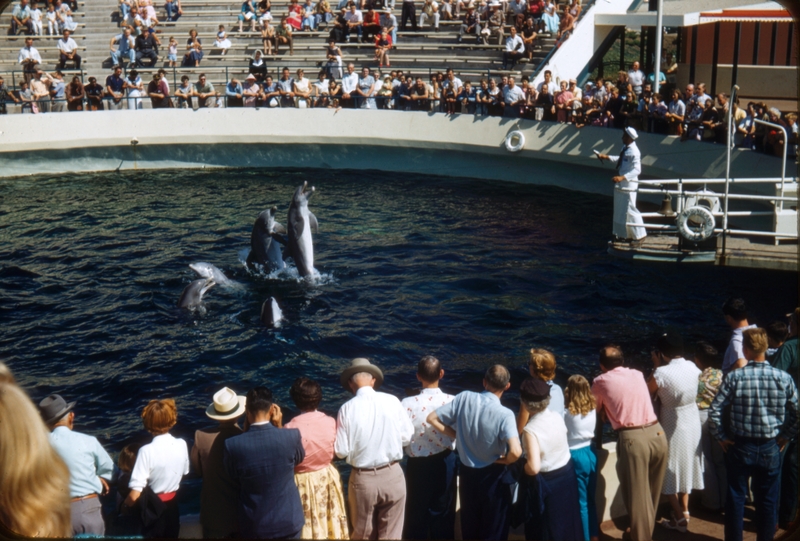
{"left": 191, "top": 387, "right": 246, "bottom": 538}
{"left": 223, "top": 386, "right": 305, "bottom": 539}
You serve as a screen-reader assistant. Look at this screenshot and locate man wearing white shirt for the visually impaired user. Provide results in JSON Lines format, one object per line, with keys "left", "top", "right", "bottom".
{"left": 627, "top": 60, "right": 644, "bottom": 98}
{"left": 419, "top": 0, "right": 439, "bottom": 30}
{"left": 401, "top": 356, "right": 456, "bottom": 540}
{"left": 441, "top": 67, "right": 461, "bottom": 94}
{"left": 501, "top": 26, "right": 524, "bottom": 70}
{"left": 18, "top": 36, "right": 41, "bottom": 82}
{"left": 340, "top": 62, "right": 359, "bottom": 108}
{"left": 335, "top": 358, "right": 414, "bottom": 540}
{"left": 344, "top": 4, "right": 363, "bottom": 42}
{"left": 57, "top": 29, "right": 80, "bottom": 69}
{"left": 39, "top": 394, "right": 114, "bottom": 536}
{"left": 502, "top": 75, "right": 524, "bottom": 117}
{"left": 536, "top": 69, "right": 557, "bottom": 94}
{"left": 722, "top": 297, "right": 757, "bottom": 373}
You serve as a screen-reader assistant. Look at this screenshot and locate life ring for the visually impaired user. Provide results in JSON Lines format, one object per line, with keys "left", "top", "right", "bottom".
{"left": 505, "top": 131, "right": 525, "bottom": 153}
{"left": 677, "top": 206, "right": 716, "bottom": 242}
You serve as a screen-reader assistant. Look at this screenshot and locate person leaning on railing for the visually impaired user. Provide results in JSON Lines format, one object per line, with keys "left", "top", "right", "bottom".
{"left": 0, "top": 76, "right": 21, "bottom": 114}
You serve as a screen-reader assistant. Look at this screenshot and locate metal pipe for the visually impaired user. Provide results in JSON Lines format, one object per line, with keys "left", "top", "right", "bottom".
{"left": 638, "top": 189, "right": 797, "bottom": 201}
{"left": 713, "top": 229, "right": 798, "bottom": 238}
{"left": 638, "top": 177, "right": 795, "bottom": 185}
{"left": 653, "top": 0, "right": 663, "bottom": 95}
{"left": 753, "top": 118, "right": 789, "bottom": 211}
{"left": 722, "top": 84, "right": 739, "bottom": 260}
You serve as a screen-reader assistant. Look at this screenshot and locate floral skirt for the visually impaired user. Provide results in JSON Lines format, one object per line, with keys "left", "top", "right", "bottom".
{"left": 295, "top": 463, "right": 350, "bottom": 539}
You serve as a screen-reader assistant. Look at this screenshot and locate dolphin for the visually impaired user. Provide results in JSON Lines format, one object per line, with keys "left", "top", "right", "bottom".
{"left": 260, "top": 296, "right": 283, "bottom": 327}
{"left": 177, "top": 278, "right": 215, "bottom": 309}
{"left": 286, "top": 181, "right": 318, "bottom": 278}
{"left": 189, "top": 262, "right": 236, "bottom": 288}
{"left": 246, "top": 206, "right": 287, "bottom": 272}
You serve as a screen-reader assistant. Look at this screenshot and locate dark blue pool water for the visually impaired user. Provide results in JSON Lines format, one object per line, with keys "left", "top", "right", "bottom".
{"left": 1, "top": 168, "right": 795, "bottom": 512}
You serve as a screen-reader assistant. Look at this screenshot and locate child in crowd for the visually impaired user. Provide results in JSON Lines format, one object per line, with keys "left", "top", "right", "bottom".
{"left": 29, "top": 1, "right": 43, "bottom": 35}
{"left": 46, "top": 3, "right": 57, "bottom": 35}
{"left": 109, "top": 443, "right": 143, "bottom": 536}
{"left": 214, "top": 24, "right": 232, "bottom": 55}
{"left": 564, "top": 375, "right": 599, "bottom": 541}
{"left": 167, "top": 36, "right": 178, "bottom": 66}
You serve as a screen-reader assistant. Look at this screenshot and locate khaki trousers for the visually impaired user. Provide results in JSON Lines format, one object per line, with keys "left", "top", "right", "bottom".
{"left": 348, "top": 462, "right": 406, "bottom": 540}
{"left": 616, "top": 423, "right": 668, "bottom": 541}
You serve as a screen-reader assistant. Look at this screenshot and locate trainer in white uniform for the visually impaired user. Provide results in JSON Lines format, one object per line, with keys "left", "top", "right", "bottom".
{"left": 596, "top": 126, "right": 647, "bottom": 244}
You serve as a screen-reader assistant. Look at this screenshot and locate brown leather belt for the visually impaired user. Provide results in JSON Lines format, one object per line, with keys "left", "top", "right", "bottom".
{"left": 354, "top": 461, "right": 399, "bottom": 473}
{"left": 71, "top": 494, "right": 99, "bottom": 503}
{"left": 617, "top": 420, "right": 658, "bottom": 432}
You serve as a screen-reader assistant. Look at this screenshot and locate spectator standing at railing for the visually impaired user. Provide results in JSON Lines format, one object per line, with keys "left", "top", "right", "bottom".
{"left": 627, "top": 61, "right": 644, "bottom": 99}
{"left": 665, "top": 89, "right": 685, "bottom": 136}
{"left": 276, "top": 67, "right": 295, "bottom": 107}
{"left": 355, "top": 66, "right": 375, "bottom": 108}
{"left": 49, "top": 70, "right": 66, "bottom": 112}
{"left": 502, "top": 76, "right": 525, "bottom": 118}
{"left": 340, "top": 62, "right": 358, "bottom": 107}
{"left": 18, "top": 81, "right": 35, "bottom": 112}
{"left": 193, "top": 73, "right": 218, "bottom": 108}
{"left": 0, "top": 77, "right": 20, "bottom": 114}
{"left": 30, "top": 69, "right": 52, "bottom": 112}
{"left": 148, "top": 71, "right": 170, "bottom": 108}
{"left": 441, "top": 67, "right": 462, "bottom": 95}
{"left": 225, "top": 77, "right": 243, "bottom": 107}
{"left": 294, "top": 69, "right": 311, "bottom": 107}
{"left": 458, "top": 81, "right": 475, "bottom": 113}
{"left": 261, "top": 75, "right": 280, "bottom": 107}
{"left": 111, "top": 27, "right": 136, "bottom": 66}
{"left": 105, "top": 65, "right": 125, "bottom": 109}
{"left": 241, "top": 74, "right": 260, "bottom": 106}
{"left": 10, "top": 0, "right": 33, "bottom": 35}
{"left": 536, "top": 69, "right": 556, "bottom": 95}
{"left": 84, "top": 76, "right": 103, "bottom": 110}
{"left": 124, "top": 68, "right": 143, "bottom": 110}
{"left": 410, "top": 77, "right": 428, "bottom": 110}
{"left": 553, "top": 79, "right": 573, "bottom": 123}
{"left": 18, "top": 36, "right": 41, "bottom": 84}
{"left": 174, "top": 75, "right": 192, "bottom": 107}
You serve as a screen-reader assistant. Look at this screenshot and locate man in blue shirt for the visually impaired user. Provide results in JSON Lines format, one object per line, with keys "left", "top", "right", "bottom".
{"left": 105, "top": 65, "right": 126, "bottom": 110}
{"left": 39, "top": 394, "right": 114, "bottom": 536}
{"left": 709, "top": 328, "right": 799, "bottom": 541}
{"left": 428, "top": 364, "right": 521, "bottom": 541}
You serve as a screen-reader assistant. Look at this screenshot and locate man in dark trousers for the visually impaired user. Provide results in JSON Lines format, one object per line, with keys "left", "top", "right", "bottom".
{"left": 224, "top": 387, "right": 305, "bottom": 539}
{"left": 710, "top": 328, "right": 799, "bottom": 541}
{"left": 191, "top": 387, "right": 246, "bottom": 538}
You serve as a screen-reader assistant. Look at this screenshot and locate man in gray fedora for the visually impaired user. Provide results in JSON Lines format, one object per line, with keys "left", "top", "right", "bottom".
{"left": 334, "top": 358, "right": 414, "bottom": 539}
{"left": 191, "top": 387, "right": 246, "bottom": 538}
{"left": 39, "top": 394, "right": 114, "bottom": 536}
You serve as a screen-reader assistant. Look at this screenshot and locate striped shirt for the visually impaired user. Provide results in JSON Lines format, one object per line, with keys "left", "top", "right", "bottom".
{"left": 708, "top": 361, "right": 799, "bottom": 442}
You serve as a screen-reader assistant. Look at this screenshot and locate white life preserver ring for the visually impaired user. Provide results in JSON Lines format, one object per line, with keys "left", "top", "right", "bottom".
{"left": 677, "top": 206, "right": 716, "bottom": 242}
{"left": 505, "top": 130, "right": 525, "bottom": 153}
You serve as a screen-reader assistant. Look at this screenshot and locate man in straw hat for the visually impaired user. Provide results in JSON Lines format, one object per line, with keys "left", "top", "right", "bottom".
{"left": 596, "top": 126, "right": 648, "bottom": 246}
{"left": 224, "top": 387, "right": 305, "bottom": 539}
{"left": 191, "top": 387, "right": 246, "bottom": 538}
{"left": 39, "top": 393, "right": 114, "bottom": 536}
{"left": 427, "top": 364, "right": 521, "bottom": 541}
{"left": 334, "top": 358, "right": 414, "bottom": 539}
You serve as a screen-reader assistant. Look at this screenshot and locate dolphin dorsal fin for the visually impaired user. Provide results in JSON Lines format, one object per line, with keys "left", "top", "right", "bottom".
{"left": 309, "top": 212, "right": 319, "bottom": 234}
{"left": 273, "top": 222, "right": 287, "bottom": 235}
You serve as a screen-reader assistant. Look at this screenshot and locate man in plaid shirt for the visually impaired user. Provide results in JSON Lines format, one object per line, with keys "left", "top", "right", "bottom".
{"left": 709, "top": 328, "right": 799, "bottom": 541}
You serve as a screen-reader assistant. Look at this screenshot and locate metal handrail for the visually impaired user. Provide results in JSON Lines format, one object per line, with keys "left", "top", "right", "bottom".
{"left": 753, "top": 118, "right": 789, "bottom": 211}
{"left": 530, "top": 0, "right": 597, "bottom": 81}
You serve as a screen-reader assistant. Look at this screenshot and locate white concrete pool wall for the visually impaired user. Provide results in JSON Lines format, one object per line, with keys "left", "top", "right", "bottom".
{"left": 0, "top": 109, "right": 792, "bottom": 191}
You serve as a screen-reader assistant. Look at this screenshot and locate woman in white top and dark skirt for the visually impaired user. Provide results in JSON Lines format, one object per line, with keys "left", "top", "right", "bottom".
{"left": 564, "top": 375, "right": 599, "bottom": 541}
{"left": 125, "top": 399, "right": 190, "bottom": 538}
{"left": 520, "top": 377, "right": 583, "bottom": 541}
{"left": 517, "top": 348, "right": 564, "bottom": 433}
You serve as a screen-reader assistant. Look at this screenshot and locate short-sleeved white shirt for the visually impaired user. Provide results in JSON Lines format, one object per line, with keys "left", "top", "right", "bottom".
{"left": 129, "top": 433, "right": 190, "bottom": 494}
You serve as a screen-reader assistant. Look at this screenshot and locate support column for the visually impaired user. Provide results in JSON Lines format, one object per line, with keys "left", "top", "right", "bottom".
{"left": 731, "top": 22, "right": 741, "bottom": 87}
{"left": 710, "top": 22, "right": 720, "bottom": 96}
{"left": 619, "top": 29, "right": 626, "bottom": 71}
{"left": 689, "top": 25, "right": 697, "bottom": 85}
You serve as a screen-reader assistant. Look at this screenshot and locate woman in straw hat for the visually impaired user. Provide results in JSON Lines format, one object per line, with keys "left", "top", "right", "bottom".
{"left": 284, "top": 377, "right": 349, "bottom": 539}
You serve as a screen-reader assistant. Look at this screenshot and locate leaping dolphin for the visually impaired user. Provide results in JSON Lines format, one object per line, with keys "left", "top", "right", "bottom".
{"left": 189, "top": 262, "right": 237, "bottom": 288}
{"left": 260, "top": 297, "right": 283, "bottom": 327}
{"left": 177, "top": 278, "right": 215, "bottom": 309}
{"left": 246, "top": 207, "right": 287, "bottom": 272}
{"left": 286, "top": 182, "right": 318, "bottom": 278}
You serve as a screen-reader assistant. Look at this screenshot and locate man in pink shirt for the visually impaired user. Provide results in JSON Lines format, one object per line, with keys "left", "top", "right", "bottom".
{"left": 592, "top": 345, "right": 667, "bottom": 541}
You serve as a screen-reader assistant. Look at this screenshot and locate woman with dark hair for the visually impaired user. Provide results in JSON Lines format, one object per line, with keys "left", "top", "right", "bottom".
{"left": 182, "top": 29, "right": 203, "bottom": 67}
{"left": 694, "top": 341, "right": 726, "bottom": 511}
{"left": 65, "top": 75, "right": 84, "bottom": 110}
{"left": 284, "top": 378, "right": 348, "bottom": 539}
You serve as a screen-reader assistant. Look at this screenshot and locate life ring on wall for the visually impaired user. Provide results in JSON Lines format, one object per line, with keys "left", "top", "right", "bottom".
{"left": 505, "top": 131, "right": 525, "bottom": 153}
{"left": 677, "top": 206, "right": 716, "bottom": 242}
{"left": 684, "top": 189, "right": 721, "bottom": 225}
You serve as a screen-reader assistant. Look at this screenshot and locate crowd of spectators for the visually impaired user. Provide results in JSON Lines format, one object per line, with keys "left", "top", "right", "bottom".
{"left": 0, "top": 298, "right": 797, "bottom": 541}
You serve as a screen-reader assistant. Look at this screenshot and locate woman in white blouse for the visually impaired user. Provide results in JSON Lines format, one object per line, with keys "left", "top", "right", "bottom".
{"left": 125, "top": 399, "right": 190, "bottom": 538}
{"left": 564, "top": 375, "right": 599, "bottom": 541}
{"left": 520, "top": 377, "right": 583, "bottom": 541}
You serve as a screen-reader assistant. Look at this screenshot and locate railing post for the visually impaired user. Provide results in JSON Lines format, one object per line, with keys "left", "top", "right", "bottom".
{"left": 722, "top": 84, "right": 738, "bottom": 259}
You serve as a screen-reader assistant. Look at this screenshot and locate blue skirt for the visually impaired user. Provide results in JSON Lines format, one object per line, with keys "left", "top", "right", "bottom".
{"left": 523, "top": 459, "right": 584, "bottom": 541}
